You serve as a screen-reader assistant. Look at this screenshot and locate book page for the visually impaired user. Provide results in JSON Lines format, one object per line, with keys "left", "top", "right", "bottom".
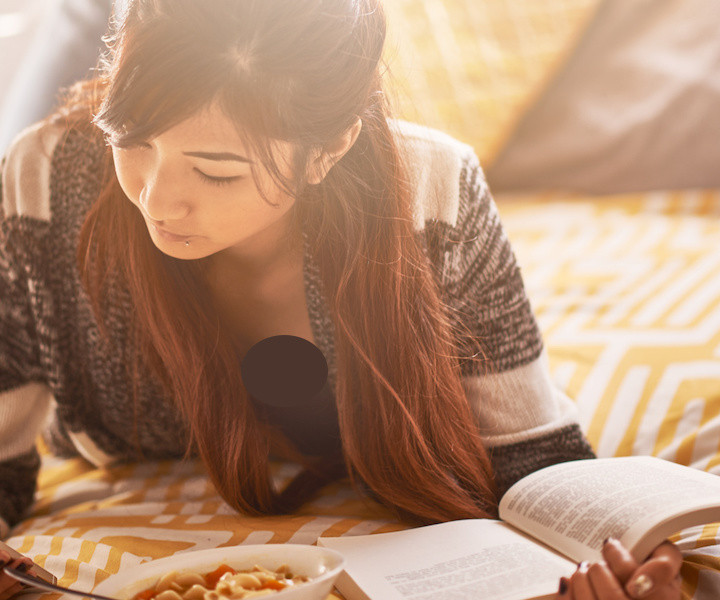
{"left": 499, "top": 456, "right": 720, "bottom": 563}
{"left": 319, "top": 520, "right": 575, "bottom": 600}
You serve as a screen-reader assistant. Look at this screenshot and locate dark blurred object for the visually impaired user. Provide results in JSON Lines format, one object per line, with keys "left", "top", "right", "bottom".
{"left": 241, "top": 335, "right": 340, "bottom": 457}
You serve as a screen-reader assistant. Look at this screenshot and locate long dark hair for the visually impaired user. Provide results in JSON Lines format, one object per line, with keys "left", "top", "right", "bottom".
{"left": 66, "top": 0, "right": 498, "bottom": 524}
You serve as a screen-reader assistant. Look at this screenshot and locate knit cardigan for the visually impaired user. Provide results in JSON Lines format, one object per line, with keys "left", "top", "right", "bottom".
{"left": 0, "top": 118, "right": 595, "bottom": 536}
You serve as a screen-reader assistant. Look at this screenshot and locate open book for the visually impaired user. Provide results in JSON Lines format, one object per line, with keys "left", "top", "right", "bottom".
{"left": 318, "top": 456, "right": 720, "bottom": 600}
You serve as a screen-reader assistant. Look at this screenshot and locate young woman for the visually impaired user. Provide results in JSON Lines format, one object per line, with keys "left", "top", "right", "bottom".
{"left": 0, "top": 0, "right": 681, "bottom": 598}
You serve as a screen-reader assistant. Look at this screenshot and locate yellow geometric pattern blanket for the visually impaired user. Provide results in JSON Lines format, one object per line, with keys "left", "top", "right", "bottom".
{"left": 499, "top": 189, "right": 720, "bottom": 599}
{"left": 7, "top": 189, "right": 720, "bottom": 600}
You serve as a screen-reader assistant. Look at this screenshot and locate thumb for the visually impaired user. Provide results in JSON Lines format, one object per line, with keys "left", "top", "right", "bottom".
{"left": 625, "top": 541, "right": 682, "bottom": 599}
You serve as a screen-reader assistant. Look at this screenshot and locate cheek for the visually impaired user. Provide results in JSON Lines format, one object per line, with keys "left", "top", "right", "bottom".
{"left": 112, "top": 151, "right": 142, "bottom": 204}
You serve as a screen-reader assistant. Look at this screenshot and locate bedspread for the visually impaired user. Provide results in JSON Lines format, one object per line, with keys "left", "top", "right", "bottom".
{"left": 6, "top": 189, "right": 720, "bottom": 600}
{"left": 499, "top": 189, "right": 720, "bottom": 598}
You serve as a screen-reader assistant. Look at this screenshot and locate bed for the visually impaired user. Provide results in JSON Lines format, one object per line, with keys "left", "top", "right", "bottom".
{"left": 5, "top": 0, "right": 720, "bottom": 598}
{"left": 7, "top": 188, "right": 720, "bottom": 600}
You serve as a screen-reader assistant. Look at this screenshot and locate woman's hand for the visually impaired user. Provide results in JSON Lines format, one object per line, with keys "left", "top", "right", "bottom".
{"left": 556, "top": 538, "right": 682, "bottom": 600}
{"left": 0, "top": 548, "right": 35, "bottom": 600}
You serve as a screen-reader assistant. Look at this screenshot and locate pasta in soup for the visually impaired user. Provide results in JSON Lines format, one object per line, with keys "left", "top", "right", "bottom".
{"left": 133, "top": 564, "right": 310, "bottom": 600}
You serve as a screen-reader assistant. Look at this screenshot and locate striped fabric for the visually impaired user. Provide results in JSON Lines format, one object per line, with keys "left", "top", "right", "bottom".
{"left": 15, "top": 447, "right": 403, "bottom": 600}
{"left": 499, "top": 191, "right": 720, "bottom": 471}
{"left": 499, "top": 190, "right": 720, "bottom": 599}
{"left": 382, "top": 0, "right": 601, "bottom": 164}
{"left": 6, "top": 189, "right": 720, "bottom": 600}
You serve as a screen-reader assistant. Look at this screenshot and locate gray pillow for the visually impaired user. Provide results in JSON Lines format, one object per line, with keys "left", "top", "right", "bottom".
{"left": 0, "top": 0, "right": 114, "bottom": 155}
{"left": 487, "top": 0, "right": 720, "bottom": 195}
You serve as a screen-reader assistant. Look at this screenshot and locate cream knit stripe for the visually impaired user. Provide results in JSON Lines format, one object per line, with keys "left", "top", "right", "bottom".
{"left": 392, "top": 119, "right": 469, "bottom": 231}
{"left": 0, "top": 383, "right": 52, "bottom": 462}
{"left": 463, "top": 349, "right": 582, "bottom": 447}
{"left": 2, "top": 121, "right": 63, "bottom": 222}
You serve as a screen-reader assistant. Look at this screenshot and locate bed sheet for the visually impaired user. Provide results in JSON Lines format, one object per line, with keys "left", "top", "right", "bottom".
{"left": 499, "top": 189, "right": 720, "bottom": 598}
{"left": 6, "top": 189, "right": 720, "bottom": 600}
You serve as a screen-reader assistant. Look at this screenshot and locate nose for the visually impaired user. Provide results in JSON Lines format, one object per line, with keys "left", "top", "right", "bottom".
{"left": 139, "top": 170, "right": 191, "bottom": 222}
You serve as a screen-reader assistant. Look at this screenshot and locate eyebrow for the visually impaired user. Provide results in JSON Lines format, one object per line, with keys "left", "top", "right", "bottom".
{"left": 183, "top": 151, "right": 254, "bottom": 163}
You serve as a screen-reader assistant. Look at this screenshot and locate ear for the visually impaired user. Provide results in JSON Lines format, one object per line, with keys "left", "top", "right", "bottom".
{"left": 306, "top": 118, "right": 363, "bottom": 185}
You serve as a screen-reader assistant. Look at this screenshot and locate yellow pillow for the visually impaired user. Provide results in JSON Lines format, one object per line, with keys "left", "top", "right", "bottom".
{"left": 383, "top": 0, "right": 601, "bottom": 164}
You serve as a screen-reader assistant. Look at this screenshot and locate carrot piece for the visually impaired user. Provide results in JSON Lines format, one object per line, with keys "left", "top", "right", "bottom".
{"left": 260, "top": 580, "right": 286, "bottom": 591}
{"left": 134, "top": 588, "right": 157, "bottom": 600}
{"left": 204, "top": 564, "right": 236, "bottom": 589}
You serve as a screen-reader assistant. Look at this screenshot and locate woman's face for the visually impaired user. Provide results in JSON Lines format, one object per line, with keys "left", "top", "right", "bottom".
{"left": 111, "top": 102, "right": 299, "bottom": 265}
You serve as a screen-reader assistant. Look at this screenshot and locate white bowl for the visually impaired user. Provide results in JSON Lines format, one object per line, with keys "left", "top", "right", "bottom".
{"left": 91, "top": 545, "right": 346, "bottom": 600}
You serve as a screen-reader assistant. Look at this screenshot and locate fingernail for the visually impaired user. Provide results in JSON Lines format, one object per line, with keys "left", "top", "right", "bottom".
{"left": 627, "top": 574, "right": 654, "bottom": 598}
{"left": 602, "top": 537, "right": 619, "bottom": 547}
{"left": 558, "top": 577, "right": 568, "bottom": 595}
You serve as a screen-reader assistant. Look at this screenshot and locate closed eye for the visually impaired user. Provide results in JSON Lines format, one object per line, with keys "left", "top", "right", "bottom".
{"left": 108, "top": 139, "right": 152, "bottom": 150}
{"left": 194, "top": 168, "right": 243, "bottom": 186}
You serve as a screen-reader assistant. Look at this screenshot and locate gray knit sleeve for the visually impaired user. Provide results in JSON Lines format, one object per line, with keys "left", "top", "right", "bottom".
{"left": 0, "top": 141, "right": 54, "bottom": 535}
{"left": 423, "top": 146, "right": 595, "bottom": 496}
{"left": 424, "top": 149, "right": 543, "bottom": 374}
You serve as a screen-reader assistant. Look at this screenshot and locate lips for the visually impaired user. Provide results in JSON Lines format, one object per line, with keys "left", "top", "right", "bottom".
{"left": 150, "top": 223, "right": 192, "bottom": 242}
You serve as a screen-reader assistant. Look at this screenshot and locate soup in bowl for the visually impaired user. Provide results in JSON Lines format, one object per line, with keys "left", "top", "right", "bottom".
{"left": 91, "top": 545, "right": 345, "bottom": 600}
